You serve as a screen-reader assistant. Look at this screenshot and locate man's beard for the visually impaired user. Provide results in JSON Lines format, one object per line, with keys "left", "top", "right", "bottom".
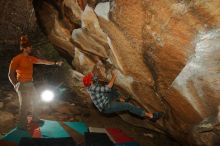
{"left": 27, "top": 50, "right": 33, "bottom": 55}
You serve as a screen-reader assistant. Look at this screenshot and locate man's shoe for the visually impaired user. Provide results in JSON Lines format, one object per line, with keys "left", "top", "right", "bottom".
{"left": 149, "top": 112, "right": 164, "bottom": 122}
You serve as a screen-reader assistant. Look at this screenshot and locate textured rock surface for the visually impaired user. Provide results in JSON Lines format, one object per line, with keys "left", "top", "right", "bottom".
{"left": 0, "top": 111, "right": 14, "bottom": 132}
{"left": 0, "top": 0, "right": 37, "bottom": 44}
{"left": 32, "top": 0, "right": 220, "bottom": 145}
{"left": 2, "top": 0, "right": 220, "bottom": 145}
{"left": 191, "top": 106, "right": 220, "bottom": 146}
{"left": 173, "top": 28, "right": 220, "bottom": 117}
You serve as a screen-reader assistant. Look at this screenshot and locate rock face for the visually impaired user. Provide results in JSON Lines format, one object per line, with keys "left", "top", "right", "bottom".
{"left": 2, "top": 0, "right": 220, "bottom": 145}
{"left": 0, "top": 0, "right": 37, "bottom": 44}
{"left": 0, "top": 111, "right": 14, "bottom": 132}
{"left": 191, "top": 106, "right": 220, "bottom": 146}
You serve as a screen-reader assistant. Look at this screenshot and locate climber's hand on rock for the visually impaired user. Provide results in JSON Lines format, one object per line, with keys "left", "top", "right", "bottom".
{"left": 111, "top": 70, "right": 117, "bottom": 77}
{"left": 56, "top": 61, "right": 64, "bottom": 66}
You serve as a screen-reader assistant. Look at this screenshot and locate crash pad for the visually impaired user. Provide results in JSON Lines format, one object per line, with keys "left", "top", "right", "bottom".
{"left": 1, "top": 119, "right": 70, "bottom": 144}
{"left": 2, "top": 128, "right": 32, "bottom": 144}
{"left": 40, "top": 120, "right": 69, "bottom": 138}
{"left": 64, "top": 122, "right": 88, "bottom": 135}
{"left": 88, "top": 127, "right": 140, "bottom": 146}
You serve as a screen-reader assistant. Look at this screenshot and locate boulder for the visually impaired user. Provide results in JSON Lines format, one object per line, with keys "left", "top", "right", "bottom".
{"left": 0, "top": 111, "right": 14, "bottom": 132}
{"left": 18, "top": 0, "right": 220, "bottom": 144}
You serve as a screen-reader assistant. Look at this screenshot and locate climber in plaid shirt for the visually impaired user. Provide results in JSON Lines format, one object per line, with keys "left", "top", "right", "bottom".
{"left": 87, "top": 81, "right": 111, "bottom": 112}
{"left": 83, "top": 63, "right": 163, "bottom": 122}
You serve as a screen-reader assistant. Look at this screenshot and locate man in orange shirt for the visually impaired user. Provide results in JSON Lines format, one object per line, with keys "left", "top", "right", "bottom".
{"left": 8, "top": 36, "right": 63, "bottom": 130}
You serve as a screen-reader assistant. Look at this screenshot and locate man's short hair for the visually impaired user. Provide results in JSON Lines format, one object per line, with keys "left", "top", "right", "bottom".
{"left": 20, "top": 35, "right": 31, "bottom": 50}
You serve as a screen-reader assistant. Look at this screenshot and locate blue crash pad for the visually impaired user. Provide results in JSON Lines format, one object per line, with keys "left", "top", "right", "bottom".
{"left": 64, "top": 122, "right": 88, "bottom": 135}
{"left": 40, "top": 120, "right": 69, "bottom": 138}
{"left": 2, "top": 128, "right": 31, "bottom": 144}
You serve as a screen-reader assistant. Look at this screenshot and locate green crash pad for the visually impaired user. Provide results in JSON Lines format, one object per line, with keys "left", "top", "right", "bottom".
{"left": 40, "top": 120, "right": 69, "bottom": 138}
{"left": 2, "top": 128, "right": 31, "bottom": 144}
{"left": 64, "top": 122, "right": 88, "bottom": 135}
{"left": 1, "top": 120, "right": 89, "bottom": 145}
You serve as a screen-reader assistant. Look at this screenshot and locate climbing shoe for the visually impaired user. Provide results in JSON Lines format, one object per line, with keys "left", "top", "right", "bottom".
{"left": 149, "top": 112, "right": 164, "bottom": 123}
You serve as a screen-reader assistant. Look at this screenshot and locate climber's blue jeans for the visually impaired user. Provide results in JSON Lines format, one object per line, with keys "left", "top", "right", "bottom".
{"left": 104, "top": 87, "right": 121, "bottom": 100}
{"left": 103, "top": 98, "right": 145, "bottom": 117}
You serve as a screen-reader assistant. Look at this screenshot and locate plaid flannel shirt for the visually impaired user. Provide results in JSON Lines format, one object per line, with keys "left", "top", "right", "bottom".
{"left": 87, "top": 84, "right": 111, "bottom": 111}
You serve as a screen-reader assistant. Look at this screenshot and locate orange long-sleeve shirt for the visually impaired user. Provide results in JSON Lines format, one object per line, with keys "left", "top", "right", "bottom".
{"left": 9, "top": 54, "right": 38, "bottom": 82}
